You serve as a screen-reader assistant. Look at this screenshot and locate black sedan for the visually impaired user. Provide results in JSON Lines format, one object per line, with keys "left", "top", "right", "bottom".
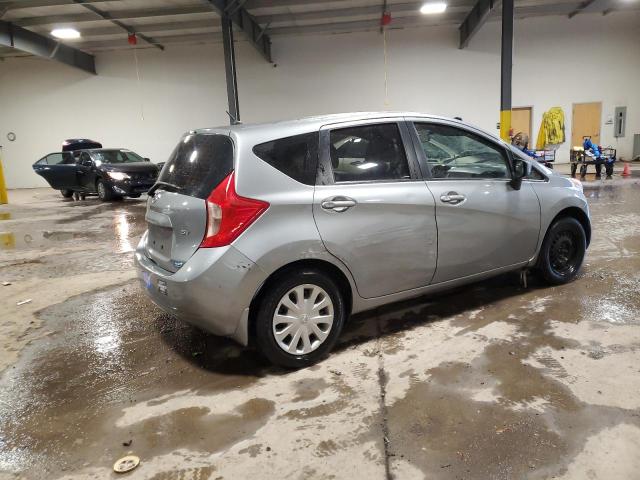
{"left": 33, "top": 149, "right": 160, "bottom": 201}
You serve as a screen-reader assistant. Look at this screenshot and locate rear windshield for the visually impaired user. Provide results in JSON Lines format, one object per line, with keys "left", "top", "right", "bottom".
{"left": 157, "top": 133, "right": 234, "bottom": 199}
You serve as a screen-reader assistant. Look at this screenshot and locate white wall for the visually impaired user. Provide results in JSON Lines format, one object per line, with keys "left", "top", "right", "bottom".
{"left": 0, "top": 11, "right": 638, "bottom": 188}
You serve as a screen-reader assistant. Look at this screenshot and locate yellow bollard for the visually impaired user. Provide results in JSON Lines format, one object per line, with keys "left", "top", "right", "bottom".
{"left": 0, "top": 232, "right": 15, "bottom": 249}
{"left": 0, "top": 148, "right": 8, "bottom": 204}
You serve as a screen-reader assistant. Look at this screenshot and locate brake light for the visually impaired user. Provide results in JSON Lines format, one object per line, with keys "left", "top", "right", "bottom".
{"left": 200, "top": 172, "right": 269, "bottom": 248}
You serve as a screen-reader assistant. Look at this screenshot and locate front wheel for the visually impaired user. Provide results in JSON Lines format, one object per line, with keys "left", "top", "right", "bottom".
{"left": 97, "top": 179, "right": 115, "bottom": 201}
{"left": 537, "top": 217, "right": 586, "bottom": 285}
{"left": 254, "top": 269, "right": 346, "bottom": 368}
{"left": 60, "top": 189, "right": 74, "bottom": 198}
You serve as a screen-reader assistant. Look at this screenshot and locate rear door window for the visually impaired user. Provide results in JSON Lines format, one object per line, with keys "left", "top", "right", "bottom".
{"left": 253, "top": 132, "right": 318, "bottom": 185}
{"left": 329, "top": 123, "right": 410, "bottom": 183}
{"left": 158, "top": 133, "right": 234, "bottom": 199}
{"left": 45, "top": 152, "right": 74, "bottom": 165}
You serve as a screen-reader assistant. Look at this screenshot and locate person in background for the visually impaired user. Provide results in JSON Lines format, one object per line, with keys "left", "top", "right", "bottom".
{"left": 583, "top": 137, "right": 615, "bottom": 179}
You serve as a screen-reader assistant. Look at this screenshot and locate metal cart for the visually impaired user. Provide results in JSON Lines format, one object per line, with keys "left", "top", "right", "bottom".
{"left": 570, "top": 145, "right": 617, "bottom": 179}
{"left": 533, "top": 149, "right": 555, "bottom": 169}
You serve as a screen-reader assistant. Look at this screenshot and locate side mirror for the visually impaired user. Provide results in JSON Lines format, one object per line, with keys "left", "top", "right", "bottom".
{"left": 510, "top": 158, "right": 531, "bottom": 190}
{"left": 144, "top": 157, "right": 150, "bottom": 162}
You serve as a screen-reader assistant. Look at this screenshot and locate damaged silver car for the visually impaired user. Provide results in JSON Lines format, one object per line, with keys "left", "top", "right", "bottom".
{"left": 135, "top": 113, "right": 590, "bottom": 368}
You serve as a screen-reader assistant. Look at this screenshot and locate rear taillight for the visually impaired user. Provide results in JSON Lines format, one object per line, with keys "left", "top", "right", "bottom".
{"left": 200, "top": 172, "right": 269, "bottom": 248}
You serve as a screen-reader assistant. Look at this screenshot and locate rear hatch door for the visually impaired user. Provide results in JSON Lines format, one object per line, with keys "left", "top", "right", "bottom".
{"left": 144, "top": 132, "right": 234, "bottom": 272}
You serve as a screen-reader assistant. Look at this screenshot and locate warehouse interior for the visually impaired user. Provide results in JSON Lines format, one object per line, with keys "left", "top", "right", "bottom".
{"left": 1, "top": 0, "right": 640, "bottom": 478}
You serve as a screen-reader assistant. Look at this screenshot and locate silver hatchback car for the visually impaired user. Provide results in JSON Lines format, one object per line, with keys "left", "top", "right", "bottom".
{"left": 135, "top": 113, "right": 590, "bottom": 368}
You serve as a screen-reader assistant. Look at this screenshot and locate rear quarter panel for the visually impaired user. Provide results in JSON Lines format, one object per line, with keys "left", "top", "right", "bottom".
{"left": 231, "top": 131, "right": 357, "bottom": 293}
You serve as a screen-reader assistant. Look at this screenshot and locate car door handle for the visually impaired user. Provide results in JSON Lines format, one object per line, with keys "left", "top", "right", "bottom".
{"left": 440, "top": 192, "right": 466, "bottom": 205}
{"left": 321, "top": 197, "right": 357, "bottom": 212}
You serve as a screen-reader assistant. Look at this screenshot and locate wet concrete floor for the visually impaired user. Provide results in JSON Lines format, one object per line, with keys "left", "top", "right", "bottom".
{"left": 0, "top": 183, "right": 639, "bottom": 479}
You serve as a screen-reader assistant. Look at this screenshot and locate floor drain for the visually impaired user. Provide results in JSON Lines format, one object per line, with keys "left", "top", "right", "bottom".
{"left": 113, "top": 455, "right": 140, "bottom": 473}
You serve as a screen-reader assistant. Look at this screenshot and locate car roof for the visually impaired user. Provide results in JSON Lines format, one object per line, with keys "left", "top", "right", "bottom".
{"left": 194, "top": 112, "right": 457, "bottom": 135}
{"left": 76, "top": 148, "right": 130, "bottom": 152}
{"left": 192, "top": 112, "right": 500, "bottom": 147}
{"left": 192, "top": 112, "right": 477, "bottom": 144}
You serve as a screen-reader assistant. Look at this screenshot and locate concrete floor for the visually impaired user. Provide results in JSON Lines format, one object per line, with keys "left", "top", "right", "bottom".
{"left": 1, "top": 177, "right": 640, "bottom": 480}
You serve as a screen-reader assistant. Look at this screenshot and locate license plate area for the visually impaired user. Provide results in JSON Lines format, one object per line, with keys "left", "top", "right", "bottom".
{"left": 145, "top": 224, "right": 174, "bottom": 271}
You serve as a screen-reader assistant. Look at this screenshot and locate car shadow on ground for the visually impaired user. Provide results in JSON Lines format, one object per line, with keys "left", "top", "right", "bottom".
{"left": 156, "top": 270, "right": 551, "bottom": 378}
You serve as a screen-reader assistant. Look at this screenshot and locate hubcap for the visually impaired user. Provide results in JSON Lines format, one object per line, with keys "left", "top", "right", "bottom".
{"left": 550, "top": 231, "right": 578, "bottom": 275}
{"left": 98, "top": 182, "right": 105, "bottom": 198}
{"left": 272, "top": 284, "right": 334, "bottom": 355}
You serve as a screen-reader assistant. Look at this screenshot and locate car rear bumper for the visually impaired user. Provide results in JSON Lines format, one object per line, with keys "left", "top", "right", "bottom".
{"left": 134, "top": 231, "right": 267, "bottom": 345}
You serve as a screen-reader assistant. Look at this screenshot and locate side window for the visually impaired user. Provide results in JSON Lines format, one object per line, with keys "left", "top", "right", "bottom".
{"left": 527, "top": 166, "right": 546, "bottom": 181}
{"left": 253, "top": 132, "right": 318, "bottom": 185}
{"left": 61, "top": 152, "right": 75, "bottom": 164}
{"left": 415, "top": 123, "right": 509, "bottom": 179}
{"left": 45, "top": 153, "right": 66, "bottom": 165}
{"left": 329, "top": 123, "right": 410, "bottom": 183}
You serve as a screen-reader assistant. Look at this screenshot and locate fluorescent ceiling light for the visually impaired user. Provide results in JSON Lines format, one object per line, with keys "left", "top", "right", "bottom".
{"left": 51, "top": 28, "right": 81, "bottom": 39}
{"left": 420, "top": 2, "right": 447, "bottom": 14}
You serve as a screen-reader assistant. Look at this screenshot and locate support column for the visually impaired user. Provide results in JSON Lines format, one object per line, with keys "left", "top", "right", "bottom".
{"left": 500, "top": 0, "right": 514, "bottom": 142}
{"left": 221, "top": 15, "right": 240, "bottom": 125}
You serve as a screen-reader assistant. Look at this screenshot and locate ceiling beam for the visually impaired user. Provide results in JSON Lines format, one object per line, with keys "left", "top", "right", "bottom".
{"left": 0, "top": 0, "right": 111, "bottom": 9}
{"left": 568, "top": 0, "right": 597, "bottom": 17}
{"left": 61, "top": 10, "right": 467, "bottom": 50}
{"left": 567, "top": 0, "right": 624, "bottom": 17}
{"left": 12, "top": 6, "right": 213, "bottom": 27}
{"left": 77, "top": 33, "right": 224, "bottom": 51}
{"left": 71, "top": 0, "right": 164, "bottom": 50}
{"left": 269, "top": 12, "right": 466, "bottom": 36}
{"left": 459, "top": 0, "right": 497, "bottom": 49}
{"left": 0, "top": 19, "right": 95, "bottom": 72}
{"left": 256, "top": 0, "right": 474, "bottom": 24}
{"left": 50, "top": 1, "right": 474, "bottom": 38}
{"left": 202, "top": 0, "right": 272, "bottom": 62}
{"left": 66, "top": 19, "right": 222, "bottom": 38}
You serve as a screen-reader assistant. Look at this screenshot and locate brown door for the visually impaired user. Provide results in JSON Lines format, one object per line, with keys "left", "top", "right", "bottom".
{"left": 511, "top": 107, "right": 532, "bottom": 140}
{"left": 572, "top": 102, "right": 602, "bottom": 147}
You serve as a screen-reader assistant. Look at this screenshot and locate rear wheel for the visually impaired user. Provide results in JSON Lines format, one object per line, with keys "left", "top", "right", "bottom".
{"left": 254, "top": 269, "right": 346, "bottom": 368}
{"left": 60, "top": 189, "right": 74, "bottom": 198}
{"left": 97, "top": 179, "right": 115, "bottom": 201}
{"left": 537, "top": 217, "right": 586, "bottom": 285}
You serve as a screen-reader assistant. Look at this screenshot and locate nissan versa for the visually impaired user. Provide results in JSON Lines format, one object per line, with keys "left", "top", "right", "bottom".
{"left": 135, "top": 113, "right": 590, "bottom": 368}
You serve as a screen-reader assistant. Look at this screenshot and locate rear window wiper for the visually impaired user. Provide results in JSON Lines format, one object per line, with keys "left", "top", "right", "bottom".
{"left": 149, "top": 181, "right": 182, "bottom": 196}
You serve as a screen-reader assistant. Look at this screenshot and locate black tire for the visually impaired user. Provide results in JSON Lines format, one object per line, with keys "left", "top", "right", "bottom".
{"left": 128, "top": 194, "right": 141, "bottom": 198}
{"left": 537, "top": 217, "right": 586, "bottom": 285}
{"left": 60, "top": 189, "right": 74, "bottom": 198}
{"left": 96, "top": 179, "right": 115, "bottom": 201}
{"left": 254, "top": 269, "right": 346, "bottom": 369}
